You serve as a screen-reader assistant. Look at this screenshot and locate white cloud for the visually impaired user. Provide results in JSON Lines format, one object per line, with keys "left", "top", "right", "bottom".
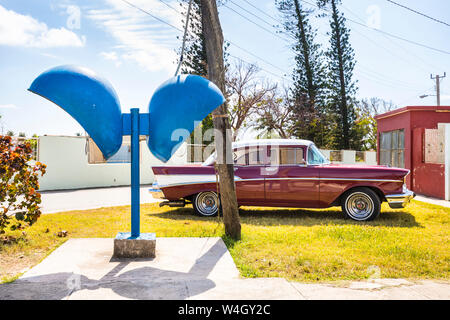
{"left": 99, "top": 51, "right": 122, "bottom": 66}
{"left": 0, "top": 104, "right": 18, "bottom": 109}
{"left": 0, "top": 5, "right": 85, "bottom": 48}
{"left": 87, "top": 0, "right": 181, "bottom": 73}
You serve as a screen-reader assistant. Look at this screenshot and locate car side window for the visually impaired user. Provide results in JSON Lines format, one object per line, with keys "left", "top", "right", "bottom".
{"left": 234, "top": 147, "right": 266, "bottom": 166}
{"left": 269, "top": 147, "right": 305, "bottom": 165}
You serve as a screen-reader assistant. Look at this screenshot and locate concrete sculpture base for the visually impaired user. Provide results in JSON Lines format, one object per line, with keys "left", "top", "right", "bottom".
{"left": 113, "top": 232, "right": 156, "bottom": 258}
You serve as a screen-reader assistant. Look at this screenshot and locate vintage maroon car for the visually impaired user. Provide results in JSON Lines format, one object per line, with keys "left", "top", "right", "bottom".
{"left": 150, "top": 139, "right": 415, "bottom": 221}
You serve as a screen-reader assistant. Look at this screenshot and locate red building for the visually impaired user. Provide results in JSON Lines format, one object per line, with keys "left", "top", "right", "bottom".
{"left": 375, "top": 106, "right": 450, "bottom": 200}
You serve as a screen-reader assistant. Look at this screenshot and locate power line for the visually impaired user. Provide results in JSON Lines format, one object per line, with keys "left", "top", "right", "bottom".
{"left": 386, "top": 0, "right": 450, "bottom": 28}
{"left": 340, "top": 3, "right": 440, "bottom": 73}
{"left": 120, "top": 0, "right": 183, "bottom": 32}
{"left": 301, "top": 0, "right": 450, "bottom": 56}
{"left": 228, "top": 0, "right": 277, "bottom": 29}
{"left": 230, "top": 54, "right": 291, "bottom": 83}
{"left": 240, "top": 0, "right": 280, "bottom": 24}
{"left": 288, "top": 1, "right": 427, "bottom": 90}
{"left": 229, "top": 1, "right": 424, "bottom": 90}
{"left": 222, "top": 3, "right": 290, "bottom": 42}
{"left": 121, "top": 0, "right": 291, "bottom": 81}
{"left": 157, "top": 0, "right": 181, "bottom": 14}
{"left": 226, "top": 40, "right": 288, "bottom": 75}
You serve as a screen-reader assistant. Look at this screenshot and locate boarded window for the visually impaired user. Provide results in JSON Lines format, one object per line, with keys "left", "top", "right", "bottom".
{"left": 380, "top": 129, "right": 405, "bottom": 168}
{"left": 88, "top": 136, "right": 140, "bottom": 164}
{"left": 88, "top": 139, "right": 106, "bottom": 164}
{"left": 424, "top": 128, "right": 444, "bottom": 164}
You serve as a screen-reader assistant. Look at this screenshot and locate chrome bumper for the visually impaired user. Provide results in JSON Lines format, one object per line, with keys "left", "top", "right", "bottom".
{"left": 386, "top": 190, "right": 415, "bottom": 209}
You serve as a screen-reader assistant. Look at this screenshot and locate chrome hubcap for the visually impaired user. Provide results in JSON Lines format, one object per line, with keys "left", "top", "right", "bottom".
{"left": 346, "top": 192, "right": 374, "bottom": 220}
{"left": 196, "top": 192, "right": 219, "bottom": 216}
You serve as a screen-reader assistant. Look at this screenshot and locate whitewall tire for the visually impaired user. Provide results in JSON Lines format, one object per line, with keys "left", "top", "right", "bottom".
{"left": 341, "top": 187, "right": 381, "bottom": 221}
{"left": 193, "top": 191, "right": 219, "bottom": 217}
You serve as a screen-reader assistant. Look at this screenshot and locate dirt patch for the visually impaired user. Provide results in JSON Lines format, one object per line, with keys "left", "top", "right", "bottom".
{"left": 0, "top": 251, "right": 46, "bottom": 282}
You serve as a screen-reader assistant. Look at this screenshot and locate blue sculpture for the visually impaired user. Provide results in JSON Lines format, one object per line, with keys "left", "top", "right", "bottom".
{"left": 29, "top": 65, "right": 225, "bottom": 239}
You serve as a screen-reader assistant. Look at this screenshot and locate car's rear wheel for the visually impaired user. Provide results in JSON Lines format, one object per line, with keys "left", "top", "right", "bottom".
{"left": 341, "top": 187, "right": 381, "bottom": 221}
{"left": 193, "top": 191, "right": 219, "bottom": 217}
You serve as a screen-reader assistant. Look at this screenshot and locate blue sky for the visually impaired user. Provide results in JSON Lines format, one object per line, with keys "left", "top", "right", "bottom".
{"left": 0, "top": 0, "right": 449, "bottom": 137}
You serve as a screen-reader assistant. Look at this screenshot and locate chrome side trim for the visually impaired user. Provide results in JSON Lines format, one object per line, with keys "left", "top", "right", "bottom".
{"left": 318, "top": 178, "right": 403, "bottom": 183}
{"left": 156, "top": 177, "right": 403, "bottom": 189}
{"left": 265, "top": 177, "right": 402, "bottom": 182}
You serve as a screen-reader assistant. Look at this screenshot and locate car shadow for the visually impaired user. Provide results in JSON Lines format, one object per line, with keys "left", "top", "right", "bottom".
{"left": 153, "top": 206, "right": 421, "bottom": 228}
{"left": 0, "top": 240, "right": 226, "bottom": 300}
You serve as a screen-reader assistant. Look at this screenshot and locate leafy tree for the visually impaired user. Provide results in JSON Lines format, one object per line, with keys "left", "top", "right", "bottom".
{"left": 354, "top": 98, "right": 397, "bottom": 151}
{"left": 276, "top": 0, "right": 328, "bottom": 146}
{"left": 318, "top": 0, "right": 358, "bottom": 150}
{"left": 6, "top": 130, "right": 14, "bottom": 137}
{"left": 0, "top": 136, "right": 46, "bottom": 234}
{"left": 18, "top": 132, "right": 26, "bottom": 137}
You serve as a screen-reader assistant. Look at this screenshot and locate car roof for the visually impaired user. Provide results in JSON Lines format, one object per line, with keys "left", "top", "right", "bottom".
{"left": 232, "top": 139, "right": 313, "bottom": 149}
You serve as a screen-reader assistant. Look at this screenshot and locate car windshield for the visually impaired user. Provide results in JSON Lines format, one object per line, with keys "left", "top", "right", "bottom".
{"left": 308, "top": 144, "right": 329, "bottom": 165}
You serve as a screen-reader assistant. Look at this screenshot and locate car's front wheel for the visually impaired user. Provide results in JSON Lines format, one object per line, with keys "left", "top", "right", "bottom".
{"left": 193, "top": 191, "right": 219, "bottom": 217}
{"left": 341, "top": 187, "right": 381, "bottom": 221}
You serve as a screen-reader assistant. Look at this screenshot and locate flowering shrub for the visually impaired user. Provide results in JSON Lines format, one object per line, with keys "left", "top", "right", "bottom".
{"left": 0, "top": 136, "right": 46, "bottom": 233}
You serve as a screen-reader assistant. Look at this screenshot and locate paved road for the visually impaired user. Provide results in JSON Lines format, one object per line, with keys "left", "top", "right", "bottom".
{"left": 39, "top": 186, "right": 450, "bottom": 214}
{"left": 40, "top": 185, "right": 161, "bottom": 214}
{"left": 0, "top": 238, "right": 448, "bottom": 300}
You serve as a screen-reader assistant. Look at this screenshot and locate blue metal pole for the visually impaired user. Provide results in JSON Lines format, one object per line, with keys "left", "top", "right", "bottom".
{"left": 130, "top": 108, "right": 140, "bottom": 238}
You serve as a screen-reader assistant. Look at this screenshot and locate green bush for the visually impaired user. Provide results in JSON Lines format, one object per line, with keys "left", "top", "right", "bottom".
{"left": 0, "top": 136, "right": 46, "bottom": 233}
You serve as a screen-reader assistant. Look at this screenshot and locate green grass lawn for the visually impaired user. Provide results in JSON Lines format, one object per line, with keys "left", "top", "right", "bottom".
{"left": 1, "top": 200, "right": 449, "bottom": 283}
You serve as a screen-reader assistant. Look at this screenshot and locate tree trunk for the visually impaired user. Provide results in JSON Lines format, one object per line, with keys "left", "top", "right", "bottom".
{"left": 199, "top": 0, "right": 241, "bottom": 240}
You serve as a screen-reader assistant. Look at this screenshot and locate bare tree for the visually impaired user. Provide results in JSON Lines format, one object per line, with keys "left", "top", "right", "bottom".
{"left": 255, "top": 86, "right": 292, "bottom": 139}
{"left": 227, "top": 60, "right": 277, "bottom": 140}
{"left": 360, "top": 97, "right": 397, "bottom": 116}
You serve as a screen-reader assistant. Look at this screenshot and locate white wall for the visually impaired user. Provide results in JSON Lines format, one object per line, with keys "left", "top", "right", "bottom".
{"left": 38, "top": 136, "right": 377, "bottom": 191}
{"left": 38, "top": 136, "right": 187, "bottom": 191}
{"left": 442, "top": 123, "right": 450, "bottom": 201}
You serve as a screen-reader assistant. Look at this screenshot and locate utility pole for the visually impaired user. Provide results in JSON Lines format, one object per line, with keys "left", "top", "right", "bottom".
{"left": 431, "top": 73, "right": 446, "bottom": 106}
{"left": 200, "top": 0, "right": 241, "bottom": 240}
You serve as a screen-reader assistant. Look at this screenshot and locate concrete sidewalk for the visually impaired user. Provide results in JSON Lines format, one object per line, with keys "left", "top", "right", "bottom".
{"left": 40, "top": 185, "right": 161, "bottom": 214}
{"left": 415, "top": 194, "right": 450, "bottom": 208}
{"left": 0, "top": 238, "right": 448, "bottom": 300}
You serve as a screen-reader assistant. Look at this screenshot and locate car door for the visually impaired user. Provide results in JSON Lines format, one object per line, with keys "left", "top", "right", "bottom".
{"left": 233, "top": 146, "right": 267, "bottom": 205}
{"left": 264, "top": 145, "right": 320, "bottom": 207}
